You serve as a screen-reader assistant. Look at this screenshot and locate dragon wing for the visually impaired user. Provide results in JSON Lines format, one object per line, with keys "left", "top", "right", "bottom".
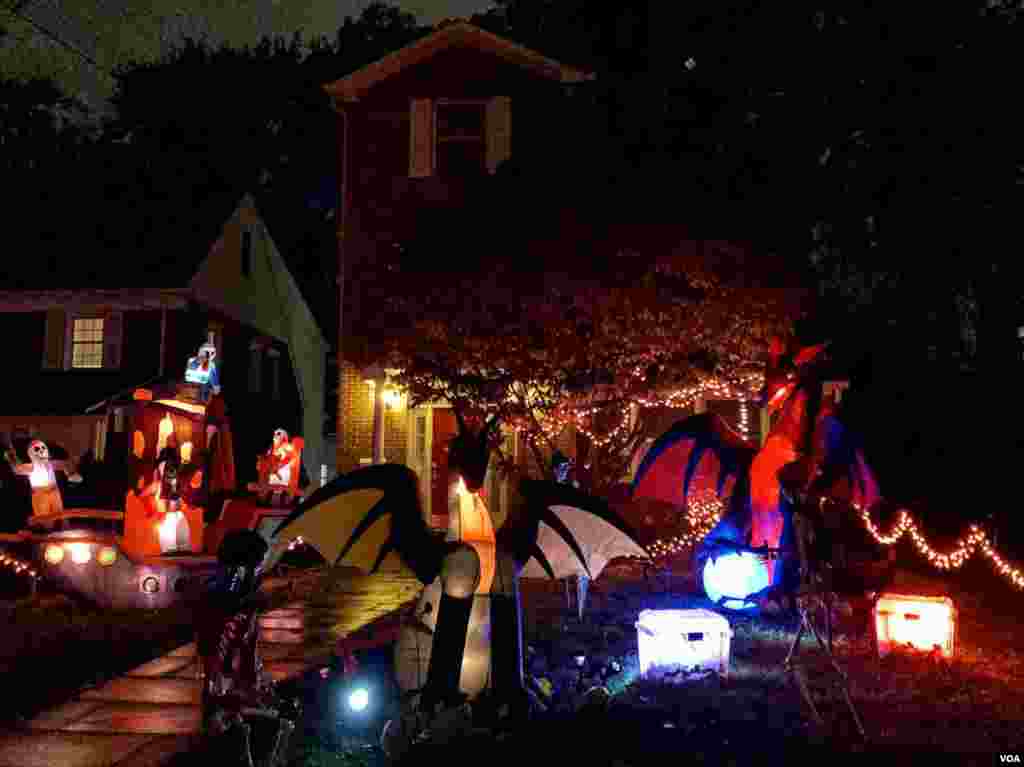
{"left": 808, "top": 412, "right": 882, "bottom": 512}
{"left": 264, "top": 463, "right": 446, "bottom": 586}
{"left": 631, "top": 413, "right": 756, "bottom": 517}
{"left": 507, "top": 480, "right": 648, "bottom": 580}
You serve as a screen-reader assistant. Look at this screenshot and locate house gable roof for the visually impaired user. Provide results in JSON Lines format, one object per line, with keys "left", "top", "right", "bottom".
{"left": 323, "top": 21, "right": 593, "bottom": 102}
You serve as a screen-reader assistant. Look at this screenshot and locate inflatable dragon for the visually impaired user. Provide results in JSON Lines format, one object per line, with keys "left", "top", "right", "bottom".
{"left": 631, "top": 338, "right": 882, "bottom": 605}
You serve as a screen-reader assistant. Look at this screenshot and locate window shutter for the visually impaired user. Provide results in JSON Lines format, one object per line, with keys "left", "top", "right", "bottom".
{"left": 409, "top": 98, "right": 434, "bottom": 178}
{"left": 485, "top": 96, "right": 512, "bottom": 174}
{"left": 42, "top": 309, "right": 65, "bottom": 369}
{"left": 103, "top": 311, "right": 123, "bottom": 369}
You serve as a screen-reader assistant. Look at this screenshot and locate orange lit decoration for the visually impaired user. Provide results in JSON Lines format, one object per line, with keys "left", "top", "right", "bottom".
{"left": 133, "top": 430, "right": 146, "bottom": 459}
{"left": 180, "top": 441, "right": 193, "bottom": 464}
{"left": 157, "top": 414, "right": 173, "bottom": 455}
{"left": 874, "top": 593, "right": 956, "bottom": 658}
{"left": 452, "top": 477, "right": 496, "bottom": 594}
{"left": 133, "top": 388, "right": 153, "bottom": 401}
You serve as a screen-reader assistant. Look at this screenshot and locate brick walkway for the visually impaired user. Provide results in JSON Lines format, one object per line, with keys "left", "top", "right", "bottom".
{"left": 0, "top": 569, "right": 422, "bottom": 767}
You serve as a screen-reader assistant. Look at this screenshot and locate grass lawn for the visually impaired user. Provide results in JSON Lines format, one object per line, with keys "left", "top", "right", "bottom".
{"left": 289, "top": 557, "right": 1024, "bottom": 765}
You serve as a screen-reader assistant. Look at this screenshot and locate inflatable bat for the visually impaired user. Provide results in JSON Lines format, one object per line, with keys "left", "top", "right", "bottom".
{"left": 264, "top": 414, "right": 647, "bottom": 716}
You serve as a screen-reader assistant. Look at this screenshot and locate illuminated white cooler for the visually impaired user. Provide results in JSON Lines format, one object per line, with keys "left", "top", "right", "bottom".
{"left": 635, "top": 608, "right": 732, "bottom": 679}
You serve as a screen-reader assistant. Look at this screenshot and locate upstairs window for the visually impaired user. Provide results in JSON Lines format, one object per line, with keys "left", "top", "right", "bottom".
{"left": 435, "top": 101, "right": 487, "bottom": 178}
{"left": 409, "top": 97, "right": 511, "bottom": 178}
{"left": 71, "top": 318, "right": 104, "bottom": 368}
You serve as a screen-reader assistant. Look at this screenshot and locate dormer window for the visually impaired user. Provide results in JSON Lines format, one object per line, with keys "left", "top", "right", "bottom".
{"left": 435, "top": 100, "right": 487, "bottom": 178}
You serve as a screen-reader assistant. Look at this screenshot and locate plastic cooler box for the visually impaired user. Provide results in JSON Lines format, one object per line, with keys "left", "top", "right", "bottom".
{"left": 635, "top": 608, "right": 732, "bottom": 679}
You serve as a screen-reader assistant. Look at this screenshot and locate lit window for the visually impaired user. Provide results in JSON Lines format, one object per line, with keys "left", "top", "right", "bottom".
{"left": 71, "top": 318, "right": 104, "bottom": 368}
{"left": 435, "top": 102, "right": 487, "bottom": 178}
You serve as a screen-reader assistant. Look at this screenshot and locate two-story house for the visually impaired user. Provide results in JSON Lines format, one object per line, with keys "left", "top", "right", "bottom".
{"left": 323, "top": 21, "right": 592, "bottom": 527}
{"left": 0, "top": 193, "right": 331, "bottom": 495}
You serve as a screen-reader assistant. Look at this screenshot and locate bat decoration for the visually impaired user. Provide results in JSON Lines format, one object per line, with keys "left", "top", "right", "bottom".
{"left": 266, "top": 415, "right": 647, "bottom": 719}
{"left": 632, "top": 338, "right": 882, "bottom": 605}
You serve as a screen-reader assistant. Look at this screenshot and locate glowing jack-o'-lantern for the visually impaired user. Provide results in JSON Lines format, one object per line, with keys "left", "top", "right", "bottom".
{"left": 874, "top": 593, "right": 957, "bottom": 658}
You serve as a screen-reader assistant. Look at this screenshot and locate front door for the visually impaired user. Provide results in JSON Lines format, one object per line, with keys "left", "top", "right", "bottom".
{"left": 431, "top": 408, "right": 458, "bottom": 529}
{"left": 407, "top": 408, "right": 432, "bottom": 522}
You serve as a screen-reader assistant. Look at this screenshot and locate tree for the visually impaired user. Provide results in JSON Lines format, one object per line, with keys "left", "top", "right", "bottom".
{"left": 363, "top": 226, "right": 800, "bottom": 495}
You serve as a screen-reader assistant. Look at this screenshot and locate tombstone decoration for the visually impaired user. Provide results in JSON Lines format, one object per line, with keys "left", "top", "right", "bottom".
{"left": 6, "top": 439, "right": 82, "bottom": 527}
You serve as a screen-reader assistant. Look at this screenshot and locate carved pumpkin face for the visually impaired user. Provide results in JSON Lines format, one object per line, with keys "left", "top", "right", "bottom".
{"left": 28, "top": 440, "right": 49, "bottom": 462}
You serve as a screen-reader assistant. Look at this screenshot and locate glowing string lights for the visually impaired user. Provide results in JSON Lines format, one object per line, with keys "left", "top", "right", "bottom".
{"left": 0, "top": 552, "right": 39, "bottom": 580}
{"left": 855, "top": 503, "right": 1024, "bottom": 589}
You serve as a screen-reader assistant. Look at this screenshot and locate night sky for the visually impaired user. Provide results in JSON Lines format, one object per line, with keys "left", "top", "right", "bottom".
{"left": 0, "top": 0, "right": 491, "bottom": 112}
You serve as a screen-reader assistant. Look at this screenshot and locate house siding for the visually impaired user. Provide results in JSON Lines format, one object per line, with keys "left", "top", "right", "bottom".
{"left": 191, "top": 196, "right": 329, "bottom": 483}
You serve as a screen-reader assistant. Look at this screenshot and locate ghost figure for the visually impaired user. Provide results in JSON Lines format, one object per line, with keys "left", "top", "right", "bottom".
{"left": 185, "top": 339, "right": 221, "bottom": 402}
{"left": 9, "top": 440, "right": 81, "bottom": 526}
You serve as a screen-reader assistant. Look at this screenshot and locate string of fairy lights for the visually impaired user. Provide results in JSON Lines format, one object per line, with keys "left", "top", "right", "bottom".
{"left": 511, "top": 370, "right": 765, "bottom": 450}
{"left": 0, "top": 552, "right": 39, "bottom": 580}
{"left": 638, "top": 492, "right": 1024, "bottom": 590}
{"left": 854, "top": 503, "right": 1024, "bottom": 588}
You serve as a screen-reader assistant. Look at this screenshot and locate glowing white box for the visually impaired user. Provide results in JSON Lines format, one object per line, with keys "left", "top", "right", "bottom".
{"left": 635, "top": 608, "right": 732, "bottom": 679}
{"left": 874, "top": 593, "right": 957, "bottom": 658}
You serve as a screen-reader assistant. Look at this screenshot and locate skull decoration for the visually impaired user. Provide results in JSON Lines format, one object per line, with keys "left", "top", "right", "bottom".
{"left": 28, "top": 440, "right": 49, "bottom": 462}
{"left": 273, "top": 429, "right": 289, "bottom": 447}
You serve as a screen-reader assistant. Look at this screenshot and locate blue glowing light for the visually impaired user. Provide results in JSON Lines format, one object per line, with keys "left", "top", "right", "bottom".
{"left": 702, "top": 551, "right": 770, "bottom": 609}
{"left": 347, "top": 687, "right": 369, "bottom": 712}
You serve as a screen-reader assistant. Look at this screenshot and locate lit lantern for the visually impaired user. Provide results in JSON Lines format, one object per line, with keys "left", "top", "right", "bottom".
{"left": 180, "top": 441, "right": 193, "bottom": 464}
{"left": 157, "top": 414, "right": 173, "bottom": 455}
{"left": 702, "top": 551, "right": 770, "bottom": 610}
{"left": 874, "top": 593, "right": 957, "bottom": 658}
{"left": 635, "top": 609, "right": 732, "bottom": 679}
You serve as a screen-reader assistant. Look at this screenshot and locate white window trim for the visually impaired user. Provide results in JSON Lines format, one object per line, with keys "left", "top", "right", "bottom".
{"left": 64, "top": 314, "right": 112, "bottom": 370}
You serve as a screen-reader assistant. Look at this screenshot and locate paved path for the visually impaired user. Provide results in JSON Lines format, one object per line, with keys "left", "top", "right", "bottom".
{"left": 0, "top": 569, "right": 422, "bottom": 767}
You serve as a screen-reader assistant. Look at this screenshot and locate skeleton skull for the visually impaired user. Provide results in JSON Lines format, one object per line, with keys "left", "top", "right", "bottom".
{"left": 273, "top": 429, "right": 289, "bottom": 446}
{"left": 28, "top": 440, "right": 49, "bottom": 462}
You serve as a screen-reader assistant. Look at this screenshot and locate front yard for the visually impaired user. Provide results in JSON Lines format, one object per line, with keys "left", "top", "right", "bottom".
{"left": 292, "top": 558, "right": 1024, "bottom": 765}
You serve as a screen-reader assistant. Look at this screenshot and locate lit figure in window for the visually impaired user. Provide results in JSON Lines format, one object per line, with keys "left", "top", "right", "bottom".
{"left": 8, "top": 440, "right": 82, "bottom": 527}
{"left": 186, "top": 340, "right": 221, "bottom": 402}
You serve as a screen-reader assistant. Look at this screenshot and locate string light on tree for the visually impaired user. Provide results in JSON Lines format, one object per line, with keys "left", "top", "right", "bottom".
{"left": 643, "top": 492, "right": 725, "bottom": 559}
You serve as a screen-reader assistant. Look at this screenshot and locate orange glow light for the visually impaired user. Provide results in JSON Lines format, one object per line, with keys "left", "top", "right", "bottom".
{"left": 874, "top": 593, "right": 956, "bottom": 658}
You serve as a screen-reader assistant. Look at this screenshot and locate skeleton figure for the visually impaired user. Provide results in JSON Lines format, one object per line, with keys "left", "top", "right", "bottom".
{"left": 195, "top": 530, "right": 299, "bottom": 766}
{"left": 186, "top": 340, "right": 221, "bottom": 402}
{"left": 8, "top": 440, "right": 82, "bottom": 526}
